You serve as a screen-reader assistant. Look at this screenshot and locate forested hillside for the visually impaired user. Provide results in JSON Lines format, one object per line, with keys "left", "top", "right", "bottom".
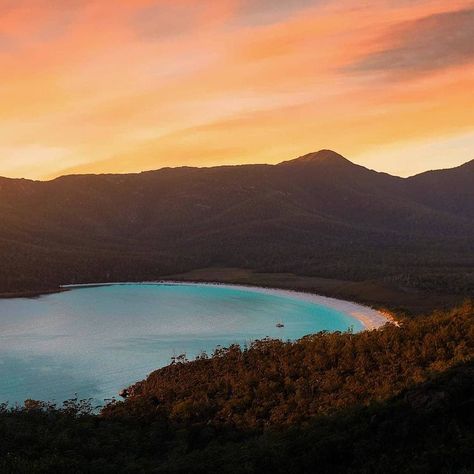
{"left": 0, "top": 303, "right": 472, "bottom": 473}
{"left": 106, "top": 302, "right": 474, "bottom": 427}
{"left": 1, "top": 150, "right": 473, "bottom": 296}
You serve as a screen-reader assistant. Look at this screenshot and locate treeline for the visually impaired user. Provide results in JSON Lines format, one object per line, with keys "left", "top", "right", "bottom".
{"left": 105, "top": 302, "right": 474, "bottom": 427}
{"left": 0, "top": 304, "right": 472, "bottom": 473}
{"left": 1, "top": 235, "right": 473, "bottom": 300}
{"left": 1, "top": 153, "right": 474, "bottom": 298}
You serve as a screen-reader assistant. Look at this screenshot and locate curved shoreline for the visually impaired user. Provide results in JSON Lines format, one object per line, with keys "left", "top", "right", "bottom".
{"left": 63, "top": 281, "right": 395, "bottom": 330}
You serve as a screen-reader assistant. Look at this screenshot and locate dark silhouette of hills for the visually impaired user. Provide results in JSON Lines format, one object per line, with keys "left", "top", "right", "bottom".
{"left": 0, "top": 150, "right": 473, "bottom": 297}
{"left": 406, "top": 159, "right": 474, "bottom": 218}
{"left": 0, "top": 154, "right": 473, "bottom": 471}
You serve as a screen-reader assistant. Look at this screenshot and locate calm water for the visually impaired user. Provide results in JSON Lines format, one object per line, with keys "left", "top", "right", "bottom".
{"left": 0, "top": 283, "right": 362, "bottom": 405}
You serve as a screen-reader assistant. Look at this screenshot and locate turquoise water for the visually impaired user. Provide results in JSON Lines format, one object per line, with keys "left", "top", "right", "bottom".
{"left": 0, "top": 283, "right": 362, "bottom": 405}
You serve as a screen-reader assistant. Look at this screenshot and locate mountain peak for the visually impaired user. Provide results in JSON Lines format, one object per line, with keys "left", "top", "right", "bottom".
{"left": 279, "top": 149, "right": 352, "bottom": 166}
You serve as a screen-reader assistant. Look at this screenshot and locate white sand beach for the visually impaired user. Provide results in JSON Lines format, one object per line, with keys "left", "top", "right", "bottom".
{"left": 157, "top": 281, "right": 395, "bottom": 330}
{"left": 65, "top": 281, "right": 395, "bottom": 330}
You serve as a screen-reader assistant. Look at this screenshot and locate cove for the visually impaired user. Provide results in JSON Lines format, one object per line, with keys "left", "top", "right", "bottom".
{"left": 0, "top": 283, "right": 367, "bottom": 405}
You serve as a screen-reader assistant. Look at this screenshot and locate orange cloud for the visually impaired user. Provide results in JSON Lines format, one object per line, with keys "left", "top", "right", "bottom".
{"left": 0, "top": 0, "right": 472, "bottom": 179}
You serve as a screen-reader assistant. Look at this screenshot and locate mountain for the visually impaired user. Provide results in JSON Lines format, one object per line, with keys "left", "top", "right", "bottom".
{"left": 406, "top": 159, "right": 474, "bottom": 218}
{"left": 0, "top": 150, "right": 473, "bottom": 297}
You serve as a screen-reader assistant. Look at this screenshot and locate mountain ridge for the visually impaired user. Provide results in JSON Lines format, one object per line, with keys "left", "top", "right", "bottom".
{"left": 0, "top": 150, "right": 472, "bottom": 183}
{"left": 0, "top": 150, "right": 473, "bottom": 298}
{"left": 278, "top": 149, "right": 353, "bottom": 166}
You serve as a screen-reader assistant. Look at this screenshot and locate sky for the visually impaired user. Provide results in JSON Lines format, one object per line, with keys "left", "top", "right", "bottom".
{"left": 0, "top": 0, "right": 473, "bottom": 179}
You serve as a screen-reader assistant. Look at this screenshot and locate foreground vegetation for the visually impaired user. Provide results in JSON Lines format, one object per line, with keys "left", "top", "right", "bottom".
{"left": 0, "top": 303, "right": 472, "bottom": 473}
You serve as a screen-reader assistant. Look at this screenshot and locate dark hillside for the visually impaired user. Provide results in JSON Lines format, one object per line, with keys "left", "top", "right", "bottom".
{"left": 0, "top": 304, "right": 472, "bottom": 473}
{"left": 105, "top": 302, "right": 474, "bottom": 428}
{"left": 406, "top": 159, "right": 474, "bottom": 218}
{"left": 1, "top": 150, "right": 473, "bottom": 298}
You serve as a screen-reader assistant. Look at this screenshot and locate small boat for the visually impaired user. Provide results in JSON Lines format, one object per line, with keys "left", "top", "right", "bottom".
{"left": 276, "top": 322, "right": 284, "bottom": 328}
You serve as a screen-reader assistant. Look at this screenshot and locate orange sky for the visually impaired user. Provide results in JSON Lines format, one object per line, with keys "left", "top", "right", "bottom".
{"left": 1, "top": 0, "right": 473, "bottom": 179}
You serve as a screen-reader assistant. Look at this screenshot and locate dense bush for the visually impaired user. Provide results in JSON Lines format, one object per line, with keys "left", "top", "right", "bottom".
{"left": 106, "top": 303, "right": 474, "bottom": 428}
{"left": 0, "top": 304, "right": 472, "bottom": 473}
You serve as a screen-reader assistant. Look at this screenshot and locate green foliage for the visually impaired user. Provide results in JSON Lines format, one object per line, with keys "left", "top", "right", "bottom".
{"left": 0, "top": 304, "right": 472, "bottom": 473}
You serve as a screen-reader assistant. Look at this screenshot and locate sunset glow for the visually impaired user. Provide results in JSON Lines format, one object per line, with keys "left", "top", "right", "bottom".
{"left": 1, "top": 0, "right": 473, "bottom": 179}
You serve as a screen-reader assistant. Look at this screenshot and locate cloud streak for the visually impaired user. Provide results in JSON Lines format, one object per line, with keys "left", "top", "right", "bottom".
{"left": 0, "top": 0, "right": 473, "bottom": 179}
{"left": 347, "top": 7, "right": 474, "bottom": 76}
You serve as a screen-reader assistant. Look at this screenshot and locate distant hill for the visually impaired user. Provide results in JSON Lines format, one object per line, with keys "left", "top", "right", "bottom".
{"left": 0, "top": 150, "right": 473, "bottom": 297}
